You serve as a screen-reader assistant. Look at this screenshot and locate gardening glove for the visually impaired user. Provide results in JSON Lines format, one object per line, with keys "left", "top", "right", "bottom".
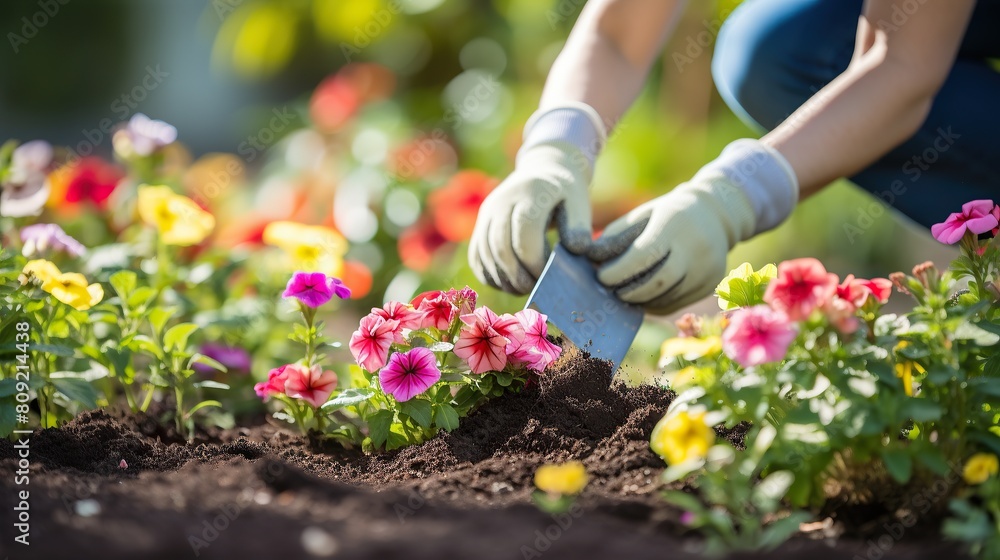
{"left": 469, "top": 102, "right": 606, "bottom": 294}
{"left": 589, "top": 139, "right": 799, "bottom": 315}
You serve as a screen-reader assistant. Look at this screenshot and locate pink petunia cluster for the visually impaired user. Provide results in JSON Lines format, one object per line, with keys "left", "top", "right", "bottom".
{"left": 723, "top": 258, "right": 892, "bottom": 367}
{"left": 348, "top": 286, "right": 562, "bottom": 402}
{"left": 254, "top": 363, "right": 338, "bottom": 408}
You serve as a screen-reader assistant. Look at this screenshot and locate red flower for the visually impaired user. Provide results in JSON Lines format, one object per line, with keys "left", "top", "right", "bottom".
{"left": 51, "top": 157, "right": 125, "bottom": 209}
{"left": 416, "top": 292, "right": 458, "bottom": 330}
{"left": 398, "top": 218, "right": 449, "bottom": 272}
{"left": 763, "top": 258, "right": 838, "bottom": 321}
{"left": 428, "top": 171, "right": 498, "bottom": 242}
{"left": 310, "top": 75, "right": 360, "bottom": 132}
{"left": 836, "top": 274, "right": 892, "bottom": 307}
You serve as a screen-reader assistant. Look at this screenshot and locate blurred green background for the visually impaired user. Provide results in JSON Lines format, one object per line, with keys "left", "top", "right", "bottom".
{"left": 0, "top": 0, "right": 953, "bottom": 379}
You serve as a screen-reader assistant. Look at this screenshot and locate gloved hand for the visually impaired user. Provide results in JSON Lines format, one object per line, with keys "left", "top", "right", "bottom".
{"left": 588, "top": 139, "right": 799, "bottom": 314}
{"left": 469, "top": 102, "right": 606, "bottom": 294}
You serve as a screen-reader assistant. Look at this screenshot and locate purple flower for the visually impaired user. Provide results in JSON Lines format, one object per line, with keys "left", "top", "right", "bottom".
{"left": 1, "top": 140, "right": 52, "bottom": 218}
{"left": 193, "top": 343, "right": 252, "bottom": 375}
{"left": 115, "top": 113, "right": 177, "bottom": 157}
{"left": 282, "top": 271, "right": 351, "bottom": 308}
{"left": 20, "top": 224, "right": 86, "bottom": 258}
{"left": 378, "top": 347, "right": 441, "bottom": 402}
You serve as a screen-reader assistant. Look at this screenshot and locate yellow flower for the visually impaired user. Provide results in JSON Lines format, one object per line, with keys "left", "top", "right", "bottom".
{"left": 650, "top": 410, "right": 715, "bottom": 465}
{"left": 534, "top": 461, "right": 588, "bottom": 495}
{"left": 665, "top": 366, "right": 712, "bottom": 392}
{"left": 263, "top": 221, "right": 348, "bottom": 276}
{"left": 716, "top": 262, "right": 777, "bottom": 311}
{"left": 660, "top": 336, "right": 722, "bottom": 364}
{"left": 137, "top": 185, "right": 216, "bottom": 246}
{"left": 41, "top": 272, "right": 104, "bottom": 311}
{"left": 963, "top": 453, "right": 999, "bottom": 485}
{"left": 21, "top": 259, "right": 61, "bottom": 285}
{"left": 893, "top": 341, "right": 925, "bottom": 397}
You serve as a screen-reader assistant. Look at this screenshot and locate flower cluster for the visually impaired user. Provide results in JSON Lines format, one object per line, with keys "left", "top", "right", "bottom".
{"left": 648, "top": 200, "right": 1000, "bottom": 556}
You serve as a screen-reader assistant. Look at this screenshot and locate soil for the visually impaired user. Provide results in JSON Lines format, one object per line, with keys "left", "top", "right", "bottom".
{"left": 0, "top": 347, "right": 967, "bottom": 560}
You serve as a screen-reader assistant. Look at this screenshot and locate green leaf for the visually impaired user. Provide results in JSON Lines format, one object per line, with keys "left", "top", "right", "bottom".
{"left": 881, "top": 448, "right": 913, "bottom": 484}
{"left": 185, "top": 400, "right": 223, "bottom": 418}
{"left": 901, "top": 399, "right": 943, "bottom": 422}
{"left": 192, "top": 380, "right": 230, "bottom": 390}
{"left": 50, "top": 368, "right": 109, "bottom": 382}
{"left": 434, "top": 403, "right": 460, "bottom": 431}
{"left": 0, "top": 378, "right": 18, "bottom": 398}
{"left": 148, "top": 307, "right": 175, "bottom": 337}
{"left": 321, "top": 388, "right": 375, "bottom": 411}
{"left": 52, "top": 378, "right": 101, "bottom": 409}
{"left": 163, "top": 323, "right": 199, "bottom": 352}
{"left": 494, "top": 371, "right": 514, "bottom": 387}
{"left": 386, "top": 426, "right": 410, "bottom": 451}
{"left": 400, "top": 399, "right": 433, "bottom": 429}
{"left": 968, "top": 377, "right": 1000, "bottom": 397}
{"left": 915, "top": 447, "right": 951, "bottom": 476}
{"left": 109, "top": 270, "right": 137, "bottom": 300}
{"left": 0, "top": 397, "right": 17, "bottom": 437}
{"left": 661, "top": 490, "right": 706, "bottom": 514}
{"left": 758, "top": 512, "right": 814, "bottom": 551}
{"left": 0, "top": 343, "right": 75, "bottom": 357}
{"left": 127, "top": 287, "right": 158, "bottom": 311}
{"left": 188, "top": 353, "right": 228, "bottom": 374}
{"left": 368, "top": 409, "right": 393, "bottom": 449}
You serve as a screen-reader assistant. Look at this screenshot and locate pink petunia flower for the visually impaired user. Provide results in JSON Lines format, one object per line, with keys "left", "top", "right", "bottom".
{"left": 379, "top": 347, "right": 441, "bottom": 402}
{"left": 283, "top": 363, "right": 338, "bottom": 408}
{"left": 282, "top": 271, "right": 351, "bottom": 308}
{"left": 454, "top": 307, "right": 525, "bottom": 374}
{"left": 763, "top": 258, "right": 838, "bottom": 321}
{"left": 836, "top": 274, "right": 892, "bottom": 307}
{"left": 992, "top": 205, "right": 1000, "bottom": 236}
{"left": 416, "top": 292, "right": 459, "bottom": 330}
{"left": 349, "top": 314, "right": 400, "bottom": 372}
{"left": 445, "top": 286, "right": 478, "bottom": 316}
{"left": 372, "top": 301, "right": 422, "bottom": 342}
{"left": 254, "top": 364, "right": 291, "bottom": 399}
{"left": 931, "top": 200, "right": 999, "bottom": 245}
{"left": 508, "top": 309, "right": 562, "bottom": 372}
{"left": 722, "top": 305, "right": 797, "bottom": 368}
{"left": 823, "top": 296, "right": 860, "bottom": 335}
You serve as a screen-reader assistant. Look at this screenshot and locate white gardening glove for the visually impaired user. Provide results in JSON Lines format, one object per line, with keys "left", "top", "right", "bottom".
{"left": 589, "top": 139, "right": 799, "bottom": 314}
{"left": 469, "top": 102, "right": 606, "bottom": 294}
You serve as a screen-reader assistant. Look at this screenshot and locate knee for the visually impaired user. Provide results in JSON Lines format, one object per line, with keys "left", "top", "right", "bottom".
{"left": 713, "top": 3, "right": 797, "bottom": 131}
{"left": 712, "top": 0, "right": 856, "bottom": 131}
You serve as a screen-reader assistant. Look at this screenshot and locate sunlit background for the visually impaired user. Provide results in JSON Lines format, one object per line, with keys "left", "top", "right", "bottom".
{"left": 0, "top": 0, "right": 953, "bottom": 380}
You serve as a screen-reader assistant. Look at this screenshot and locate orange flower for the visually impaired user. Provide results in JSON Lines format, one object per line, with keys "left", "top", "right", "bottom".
{"left": 398, "top": 218, "right": 449, "bottom": 272}
{"left": 428, "top": 171, "right": 498, "bottom": 242}
{"left": 340, "top": 260, "right": 373, "bottom": 299}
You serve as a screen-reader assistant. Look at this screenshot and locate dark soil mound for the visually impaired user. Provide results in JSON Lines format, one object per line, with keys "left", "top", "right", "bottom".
{"left": 0, "top": 348, "right": 965, "bottom": 559}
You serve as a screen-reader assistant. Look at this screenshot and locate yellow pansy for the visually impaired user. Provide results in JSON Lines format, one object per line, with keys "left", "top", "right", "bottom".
{"left": 263, "top": 221, "right": 348, "bottom": 276}
{"left": 665, "top": 366, "right": 713, "bottom": 392}
{"left": 893, "top": 341, "right": 925, "bottom": 397}
{"left": 716, "top": 262, "right": 777, "bottom": 311}
{"left": 963, "top": 453, "right": 999, "bottom": 485}
{"left": 21, "top": 259, "right": 61, "bottom": 285}
{"left": 660, "top": 336, "right": 722, "bottom": 364}
{"left": 137, "top": 185, "right": 216, "bottom": 246}
{"left": 534, "top": 461, "right": 588, "bottom": 495}
{"left": 41, "top": 272, "right": 104, "bottom": 311}
{"left": 650, "top": 410, "right": 715, "bottom": 465}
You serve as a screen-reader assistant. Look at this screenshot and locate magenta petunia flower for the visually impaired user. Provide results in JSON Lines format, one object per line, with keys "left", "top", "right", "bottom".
{"left": 763, "top": 258, "right": 838, "bottom": 321}
{"left": 194, "top": 343, "right": 252, "bottom": 375}
{"left": 454, "top": 307, "right": 525, "bottom": 374}
{"left": 508, "top": 309, "right": 562, "bottom": 372}
{"left": 283, "top": 363, "right": 338, "bottom": 408}
{"left": 378, "top": 347, "right": 441, "bottom": 402}
{"left": 416, "top": 292, "right": 459, "bottom": 330}
{"left": 20, "top": 223, "right": 86, "bottom": 258}
{"left": 372, "top": 301, "right": 422, "bottom": 342}
{"left": 282, "top": 271, "right": 351, "bottom": 308}
{"left": 254, "top": 364, "right": 291, "bottom": 400}
{"left": 722, "top": 305, "right": 797, "bottom": 368}
{"left": 931, "top": 200, "right": 999, "bottom": 245}
{"left": 349, "top": 313, "right": 399, "bottom": 372}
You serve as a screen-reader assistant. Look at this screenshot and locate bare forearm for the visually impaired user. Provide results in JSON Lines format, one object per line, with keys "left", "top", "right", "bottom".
{"left": 539, "top": 0, "right": 686, "bottom": 130}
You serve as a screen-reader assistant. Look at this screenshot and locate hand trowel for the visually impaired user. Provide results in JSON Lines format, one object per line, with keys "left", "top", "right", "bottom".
{"left": 525, "top": 244, "right": 645, "bottom": 377}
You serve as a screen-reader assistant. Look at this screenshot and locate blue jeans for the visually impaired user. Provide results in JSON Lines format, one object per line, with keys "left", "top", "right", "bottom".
{"left": 712, "top": 0, "right": 1000, "bottom": 228}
